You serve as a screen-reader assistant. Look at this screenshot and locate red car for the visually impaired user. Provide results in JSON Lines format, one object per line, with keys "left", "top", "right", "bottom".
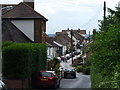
{"left": 36, "top": 71, "right": 60, "bottom": 88}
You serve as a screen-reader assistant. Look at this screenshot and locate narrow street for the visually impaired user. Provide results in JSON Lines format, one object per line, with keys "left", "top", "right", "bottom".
{"left": 59, "top": 57, "right": 91, "bottom": 89}
{"left": 59, "top": 73, "right": 91, "bottom": 88}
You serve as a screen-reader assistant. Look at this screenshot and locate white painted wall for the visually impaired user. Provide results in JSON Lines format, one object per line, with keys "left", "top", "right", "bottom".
{"left": 11, "top": 20, "right": 34, "bottom": 41}
{"left": 62, "top": 46, "right": 67, "bottom": 55}
{"left": 47, "top": 47, "right": 53, "bottom": 56}
{"left": 47, "top": 47, "right": 50, "bottom": 56}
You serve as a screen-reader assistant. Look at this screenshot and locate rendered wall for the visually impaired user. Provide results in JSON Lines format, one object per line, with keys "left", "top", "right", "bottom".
{"left": 11, "top": 20, "right": 34, "bottom": 41}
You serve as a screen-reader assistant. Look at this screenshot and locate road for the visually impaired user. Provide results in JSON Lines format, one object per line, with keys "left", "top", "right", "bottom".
{"left": 59, "top": 57, "right": 91, "bottom": 89}
{"left": 59, "top": 73, "right": 91, "bottom": 88}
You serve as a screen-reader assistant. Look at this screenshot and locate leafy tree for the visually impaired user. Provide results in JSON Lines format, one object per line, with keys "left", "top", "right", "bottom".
{"left": 90, "top": 6, "right": 120, "bottom": 88}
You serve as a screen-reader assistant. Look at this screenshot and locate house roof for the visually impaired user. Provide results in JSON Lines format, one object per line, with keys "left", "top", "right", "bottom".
{"left": 55, "top": 33, "right": 71, "bottom": 45}
{"left": 53, "top": 41, "right": 63, "bottom": 47}
{"left": 2, "top": 4, "right": 17, "bottom": 14}
{"left": 79, "top": 30, "right": 86, "bottom": 34}
{"left": 2, "top": 2, "right": 48, "bottom": 21}
{"left": 62, "top": 29, "right": 86, "bottom": 35}
{"left": 2, "top": 20, "right": 33, "bottom": 43}
{"left": 72, "top": 31, "right": 84, "bottom": 40}
{"left": 46, "top": 37, "right": 58, "bottom": 47}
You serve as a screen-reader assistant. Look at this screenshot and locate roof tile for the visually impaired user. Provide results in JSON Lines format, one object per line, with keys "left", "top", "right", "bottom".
{"left": 2, "top": 2, "right": 48, "bottom": 21}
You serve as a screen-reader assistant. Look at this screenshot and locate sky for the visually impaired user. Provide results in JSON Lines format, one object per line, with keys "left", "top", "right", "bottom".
{"left": 0, "top": 0, "right": 119, "bottom": 34}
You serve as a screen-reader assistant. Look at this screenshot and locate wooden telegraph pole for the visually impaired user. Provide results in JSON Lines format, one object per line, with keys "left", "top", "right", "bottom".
{"left": 71, "top": 29, "right": 73, "bottom": 64}
{"left": 103, "top": 1, "right": 106, "bottom": 30}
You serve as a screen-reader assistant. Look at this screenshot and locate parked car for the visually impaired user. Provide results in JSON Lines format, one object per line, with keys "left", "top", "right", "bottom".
{"left": 36, "top": 71, "right": 60, "bottom": 88}
{"left": 64, "top": 69, "right": 76, "bottom": 79}
{"left": 0, "top": 80, "right": 7, "bottom": 90}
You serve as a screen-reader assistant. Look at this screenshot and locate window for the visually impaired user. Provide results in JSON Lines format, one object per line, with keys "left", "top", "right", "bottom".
{"left": 40, "top": 72, "right": 53, "bottom": 77}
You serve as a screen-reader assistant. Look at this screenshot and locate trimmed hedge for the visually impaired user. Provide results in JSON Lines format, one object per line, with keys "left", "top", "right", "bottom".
{"left": 2, "top": 41, "right": 13, "bottom": 48}
{"left": 2, "top": 42, "right": 47, "bottom": 79}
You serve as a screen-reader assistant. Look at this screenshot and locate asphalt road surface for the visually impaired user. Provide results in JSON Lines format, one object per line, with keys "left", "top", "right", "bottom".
{"left": 59, "top": 73, "right": 91, "bottom": 89}
{"left": 59, "top": 57, "right": 91, "bottom": 89}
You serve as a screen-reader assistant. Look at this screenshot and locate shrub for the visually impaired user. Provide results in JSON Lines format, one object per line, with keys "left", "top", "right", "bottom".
{"left": 75, "top": 65, "right": 83, "bottom": 73}
{"left": 52, "top": 57, "right": 60, "bottom": 69}
{"left": 2, "top": 43, "right": 31, "bottom": 79}
{"left": 90, "top": 6, "right": 120, "bottom": 88}
{"left": 83, "top": 66, "right": 90, "bottom": 75}
{"left": 2, "top": 43, "right": 47, "bottom": 79}
{"left": 2, "top": 41, "right": 13, "bottom": 48}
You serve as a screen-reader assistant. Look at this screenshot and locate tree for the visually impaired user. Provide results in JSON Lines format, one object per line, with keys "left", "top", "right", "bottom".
{"left": 90, "top": 6, "right": 120, "bottom": 88}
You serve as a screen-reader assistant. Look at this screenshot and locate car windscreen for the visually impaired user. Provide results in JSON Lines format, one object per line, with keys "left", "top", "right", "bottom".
{"left": 65, "top": 69, "right": 74, "bottom": 71}
{"left": 39, "top": 72, "right": 53, "bottom": 77}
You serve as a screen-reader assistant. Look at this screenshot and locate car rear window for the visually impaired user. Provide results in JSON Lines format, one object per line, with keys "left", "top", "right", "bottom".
{"left": 39, "top": 72, "right": 53, "bottom": 77}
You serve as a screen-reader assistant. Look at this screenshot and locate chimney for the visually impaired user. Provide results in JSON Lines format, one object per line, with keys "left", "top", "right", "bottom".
{"left": 23, "top": 0, "right": 34, "bottom": 9}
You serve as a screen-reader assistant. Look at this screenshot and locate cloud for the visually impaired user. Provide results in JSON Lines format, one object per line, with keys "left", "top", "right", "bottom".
{"left": 1, "top": 0, "right": 119, "bottom": 34}
{"left": 0, "top": 0, "right": 22, "bottom": 4}
{"left": 35, "top": 5, "right": 56, "bottom": 15}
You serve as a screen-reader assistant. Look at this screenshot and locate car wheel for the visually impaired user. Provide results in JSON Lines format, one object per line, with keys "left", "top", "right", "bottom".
{"left": 74, "top": 74, "right": 76, "bottom": 78}
{"left": 74, "top": 75, "right": 76, "bottom": 78}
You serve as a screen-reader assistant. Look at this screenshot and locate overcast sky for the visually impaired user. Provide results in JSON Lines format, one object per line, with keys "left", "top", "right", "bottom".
{"left": 0, "top": 0, "right": 119, "bottom": 34}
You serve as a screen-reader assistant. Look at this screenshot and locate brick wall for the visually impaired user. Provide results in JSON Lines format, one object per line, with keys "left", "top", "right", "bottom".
{"left": 3, "top": 78, "right": 31, "bottom": 89}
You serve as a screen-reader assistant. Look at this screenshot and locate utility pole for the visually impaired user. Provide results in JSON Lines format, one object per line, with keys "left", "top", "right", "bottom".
{"left": 89, "top": 31, "right": 90, "bottom": 42}
{"left": 103, "top": 1, "right": 106, "bottom": 30}
{"left": 70, "top": 29, "right": 73, "bottom": 65}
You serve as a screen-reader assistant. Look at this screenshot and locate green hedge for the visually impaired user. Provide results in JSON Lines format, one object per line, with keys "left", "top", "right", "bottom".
{"left": 2, "top": 42, "right": 47, "bottom": 79}
{"left": 83, "top": 66, "right": 90, "bottom": 75}
{"left": 2, "top": 41, "right": 13, "bottom": 48}
{"left": 75, "top": 65, "right": 83, "bottom": 73}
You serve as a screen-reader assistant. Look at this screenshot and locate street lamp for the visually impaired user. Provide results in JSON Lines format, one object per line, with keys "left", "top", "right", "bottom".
{"left": 70, "top": 29, "right": 73, "bottom": 65}
{"left": 0, "top": 5, "right": 2, "bottom": 79}
{"left": 0, "top": 5, "right": 12, "bottom": 79}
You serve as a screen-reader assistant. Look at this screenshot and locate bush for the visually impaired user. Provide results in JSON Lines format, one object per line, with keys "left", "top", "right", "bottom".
{"left": 2, "top": 41, "right": 13, "bottom": 48}
{"left": 90, "top": 6, "right": 120, "bottom": 88}
{"left": 83, "top": 66, "right": 90, "bottom": 75}
{"left": 2, "top": 43, "right": 31, "bottom": 79}
{"left": 2, "top": 43, "right": 47, "bottom": 79}
{"left": 75, "top": 65, "right": 83, "bottom": 73}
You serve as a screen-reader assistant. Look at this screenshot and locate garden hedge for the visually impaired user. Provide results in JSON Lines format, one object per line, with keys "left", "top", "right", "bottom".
{"left": 2, "top": 42, "right": 47, "bottom": 79}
